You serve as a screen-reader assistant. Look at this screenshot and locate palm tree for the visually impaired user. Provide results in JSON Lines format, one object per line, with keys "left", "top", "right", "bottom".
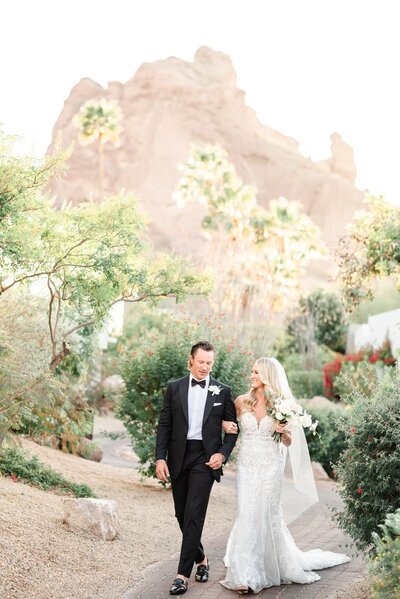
{"left": 73, "top": 98, "right": 122, "bottom": 199}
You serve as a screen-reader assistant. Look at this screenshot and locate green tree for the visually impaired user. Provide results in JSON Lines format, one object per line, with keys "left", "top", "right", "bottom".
{"left": 0, "top": 130, "right": 210, "bottom": 446}
{"left": 73, "top": 98, "right": 122, "bottom": 199}
{"left": 338, "top": 195, "right": 400, "bottom": 309}
{"left": 173, "top": 145, "right": 326, "bottom": 349}
{"left": 288, "top": 289, "right": 348, "bottom": 353}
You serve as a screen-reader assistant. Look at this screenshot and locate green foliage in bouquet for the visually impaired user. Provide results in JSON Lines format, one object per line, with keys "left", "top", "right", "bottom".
{"left": 333, "top": 371, "right": 400, "bottom": 549}
{"left": 118, "top": 313, "right": 254, "bottom": 479}
{"left": 0, "top": 447, "right": 95, "bottom": 497}
{"left": 370, "top": 509, "right": 400, "bottom": 599}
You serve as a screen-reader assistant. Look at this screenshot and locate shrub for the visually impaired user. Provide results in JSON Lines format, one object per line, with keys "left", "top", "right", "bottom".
{"left": 288, "top": 289, "right": 347, "bottom": 353}
{"left": 333, "top": 371, "right": 400, "bottom": 549}
{"left": 370, "top": 509, "right": 400, "bottom": 599}
{"left": 118, "top": 313, "right": 254, "bottom": 478}
{"left": 0, "top": 447, "right": 95, "bottom": 497}
{"left": 323, "top": 347, "right": 396, "bottom": 399}
{"left": 287, "top": 369, "right": 324, "bottom": 399}
{"left": 300, "top": 398, "right": 348, "bottom": 477}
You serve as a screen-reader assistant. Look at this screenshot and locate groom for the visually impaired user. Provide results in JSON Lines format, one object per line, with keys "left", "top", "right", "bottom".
{"left": 156, "top": 340, "right": 238, "bottom": 595}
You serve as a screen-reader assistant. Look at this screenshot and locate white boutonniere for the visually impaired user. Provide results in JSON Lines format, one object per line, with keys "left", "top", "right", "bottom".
{"left": 208, "top": 384, "right": 222, "bottom": 396}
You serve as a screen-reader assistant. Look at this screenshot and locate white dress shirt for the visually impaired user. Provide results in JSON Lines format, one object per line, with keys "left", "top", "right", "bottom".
{"left": 187, "top": 374, "right": 209, "bottom": 440}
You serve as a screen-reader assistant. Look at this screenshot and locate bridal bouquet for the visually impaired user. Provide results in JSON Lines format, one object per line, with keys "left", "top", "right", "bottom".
{"left": 269, "top": 396, "right": 318, "bottom": 443}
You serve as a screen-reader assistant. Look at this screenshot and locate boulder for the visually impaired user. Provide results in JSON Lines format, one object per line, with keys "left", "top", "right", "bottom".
{"left": 63, "top": 498, "right": 118, "bottom": 540}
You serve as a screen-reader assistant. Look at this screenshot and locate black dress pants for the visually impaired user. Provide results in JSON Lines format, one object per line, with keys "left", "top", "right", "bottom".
{"left": 171, "top": 440, "right": 215, "bottom": 578}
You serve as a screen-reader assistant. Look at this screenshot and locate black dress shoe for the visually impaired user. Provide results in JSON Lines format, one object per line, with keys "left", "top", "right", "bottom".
{"left": 195, "top": 560, "right": 209, "bottom": 583}
{"left": 169, "top": 578, "right": 188, "bottom": 595}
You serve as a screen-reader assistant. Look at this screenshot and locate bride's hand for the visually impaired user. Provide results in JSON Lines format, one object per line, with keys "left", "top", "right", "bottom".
{"left": 222, "top": 420, "right": 238, "bottom": 434}
{"left": 275, "top": 423, "right": 292, "bottom": 446}
{"left": 275, "top": 423, "right": 287, "bottom": 434}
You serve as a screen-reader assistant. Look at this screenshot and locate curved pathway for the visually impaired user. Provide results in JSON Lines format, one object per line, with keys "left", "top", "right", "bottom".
{"left": 119, "top": 480, "right": 366, "bottom": 599}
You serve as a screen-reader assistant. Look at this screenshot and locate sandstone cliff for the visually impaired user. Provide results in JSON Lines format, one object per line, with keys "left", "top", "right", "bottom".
{"left": 48, "top": 46, "right": 363, "bottom": 259}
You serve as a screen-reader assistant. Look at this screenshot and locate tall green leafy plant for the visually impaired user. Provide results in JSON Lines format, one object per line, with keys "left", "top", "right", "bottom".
{"left": 333, "top": 371, "right": 400, "bottom": 549}
{"left": 370, "top": 509, "right": 400, "bottom": 598}
{"left": 118, "top": 313, "right": 254, "bottom": 478}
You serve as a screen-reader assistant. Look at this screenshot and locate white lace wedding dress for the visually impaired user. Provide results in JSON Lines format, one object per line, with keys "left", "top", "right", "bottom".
{"left": 220, "top": 412, "right": 350, "bottom": 593}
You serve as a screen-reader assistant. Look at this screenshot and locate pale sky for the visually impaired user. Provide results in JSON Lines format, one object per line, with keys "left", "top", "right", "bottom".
{"left": 1, "top": 0, "right": 399, "bottom": 204}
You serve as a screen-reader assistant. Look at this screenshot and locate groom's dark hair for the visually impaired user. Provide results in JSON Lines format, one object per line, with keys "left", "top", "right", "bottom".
{"left": 190, "top": 340, "right": 215, "bottom": 356}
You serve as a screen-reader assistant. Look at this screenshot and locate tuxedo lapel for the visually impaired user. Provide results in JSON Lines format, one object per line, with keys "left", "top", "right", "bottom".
{"left": 179, "top": 375, "right": 190, "bottom": 423}
{"left": 202, "top": 377, "right": 217, "bottom": 425}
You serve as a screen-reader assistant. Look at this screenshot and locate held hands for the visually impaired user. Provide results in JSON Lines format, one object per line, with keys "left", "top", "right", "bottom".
{"left": 155, "top": 459, "right": 170, "bottom": 483}
{"left": 222, "top": 420, "right": 238, "bottom": 434}
{"left": 206, "top": 453, "right": 224, "bottom": 470}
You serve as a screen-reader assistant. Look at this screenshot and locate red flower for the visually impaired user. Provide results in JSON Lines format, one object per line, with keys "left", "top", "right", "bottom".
{"left": 369, "top": 353, "right": 380, "bottom": 364}
{"left": 357, "top": 488, "right": 363, "bottom": 495}
{"left": 383, "top": 357, "right": 396, "bottom": 365}
{"left": 10, "top": 473, "right": 19, "bottom": 482}
{"left": 351, "top": 427, "right": 356, "bottom": 433}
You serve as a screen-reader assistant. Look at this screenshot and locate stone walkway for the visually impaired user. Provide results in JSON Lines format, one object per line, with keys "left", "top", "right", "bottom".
{"left": 119, "top": 481, "right": 367, "bottom": 599}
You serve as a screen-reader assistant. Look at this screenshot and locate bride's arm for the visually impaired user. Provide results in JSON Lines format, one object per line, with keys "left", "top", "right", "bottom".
{"left": 222, "top": 395, "right": 244, "bottom": 434}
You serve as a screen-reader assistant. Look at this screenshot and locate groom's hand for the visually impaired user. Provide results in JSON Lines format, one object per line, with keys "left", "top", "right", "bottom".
{"left": 206, "top": 453, "right": 224, "bottom": 470}
{"left": 156, "top": 459, "right": 170, "bottom": 482}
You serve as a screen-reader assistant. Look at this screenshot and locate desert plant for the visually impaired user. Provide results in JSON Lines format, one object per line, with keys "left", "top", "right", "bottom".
{"left": 370, "top": 508, "right": 400, "bottom": 598}
{"left": 118, "top": 313, "right": 254, "bottom": 478}
{"left": 333, "top": 370, "right": 400, "bottom": 549}
{"left": 0, "top": 447, "right": 95, "bottom": 497}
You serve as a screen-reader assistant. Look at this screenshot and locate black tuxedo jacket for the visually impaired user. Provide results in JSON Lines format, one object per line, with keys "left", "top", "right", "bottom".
{"left": 155, "top": 375, "right": 238, "bottom": 482}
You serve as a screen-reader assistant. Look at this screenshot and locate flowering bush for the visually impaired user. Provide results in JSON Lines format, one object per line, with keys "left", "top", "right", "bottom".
{"left": 370, "top": 508, "right": 400, "bottom": 598}
{"left": 323, "top": 343, "right": 396, "bottom": 399}
{"left": 118, "top": 313, "right": 254, "bottom": 478}
{"left": 333, "top": 370, "right": 400, "bottom": 549}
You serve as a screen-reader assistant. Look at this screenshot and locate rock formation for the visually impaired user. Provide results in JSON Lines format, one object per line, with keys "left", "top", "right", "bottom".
{"left": 48, "top": 46, "right": 363, "bottom": 259}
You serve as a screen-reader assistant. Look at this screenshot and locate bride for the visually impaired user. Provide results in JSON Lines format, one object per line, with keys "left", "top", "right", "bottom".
{"left": 220, "top": 357, "right": 350, "bottom": 594}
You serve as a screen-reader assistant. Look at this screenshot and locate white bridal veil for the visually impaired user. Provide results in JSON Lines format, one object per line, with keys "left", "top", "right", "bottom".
{"left": 270, "top": 358, "right": 319, "bottom": 524}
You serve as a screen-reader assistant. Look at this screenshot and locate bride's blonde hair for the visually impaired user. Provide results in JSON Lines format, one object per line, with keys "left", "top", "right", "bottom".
{"left": 242, "top": 357, "right": 293, "bottom": 413}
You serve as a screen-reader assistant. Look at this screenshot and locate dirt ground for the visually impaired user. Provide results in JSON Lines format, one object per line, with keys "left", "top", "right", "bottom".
{"left": 0, "top": 437, "right": 237, "bottom": 599}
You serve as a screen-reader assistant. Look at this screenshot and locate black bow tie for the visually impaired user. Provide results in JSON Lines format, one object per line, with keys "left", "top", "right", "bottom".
{"left": 191, "top": 378, "right": 206, "bottom": 388}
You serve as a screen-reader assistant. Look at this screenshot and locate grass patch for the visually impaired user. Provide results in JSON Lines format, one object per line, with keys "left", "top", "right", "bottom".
{"left": 0, "top": 447, "right": 96, "bottom": 498}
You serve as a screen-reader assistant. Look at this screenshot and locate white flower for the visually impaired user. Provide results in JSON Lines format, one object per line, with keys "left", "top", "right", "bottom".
{"left": 209, "top": 385, "right": 222, "bottom": 396}
{"left": 300, "top": 413, "right": 313, "bottom": 428}
{"left": 275, "top": 411, "right": 284, "bottom": 420}
{"left": 278, "top": 399, "right": 296, "bottom": 416}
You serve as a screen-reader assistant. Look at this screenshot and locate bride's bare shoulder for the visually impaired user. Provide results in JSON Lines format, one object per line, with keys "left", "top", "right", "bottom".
{"left": 234, "top": 394, "right": 250, "bottom": 411}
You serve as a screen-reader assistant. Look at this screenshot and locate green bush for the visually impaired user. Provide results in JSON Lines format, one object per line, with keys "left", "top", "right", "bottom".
{"left": 0, "top": 447, "right": 95, "bottom": 497}
{"left": 300, "top": 398, "right": 348, "bottom": 477}
{"left": 287, "top": 288, "right": 347, "bottom": 353}
{"left": 370, "top": 509, "right": 400, "bottom": 599}
{"left": 287, "top": 369, "right": 324, "bottom": 399}
{"left": 118, "top": 313, "right": 254, "bottom": 479}
{"left": 333, "top": 371, "right": 400, "bottom": 549}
